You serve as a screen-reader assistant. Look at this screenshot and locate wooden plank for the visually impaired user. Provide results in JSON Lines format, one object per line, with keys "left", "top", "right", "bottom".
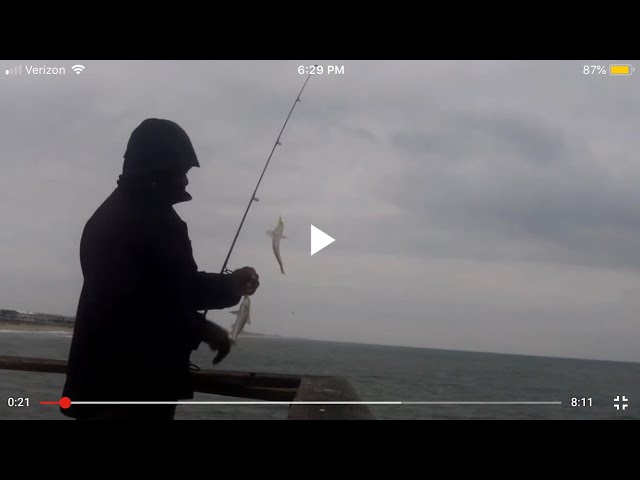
{"left": 0, "top": 355, "right": 67, "bottom": 373}
{"left": 190, "top": 382, "right": 298, "bottom": 401}
{"left": 287, "top": 376, "right": 375, "bottom": 420}
{"left": 191, "top": 372, "right": 298, "bottom": 400}
{"left": 0, "top": 355, "right": 299, "bottom": 401}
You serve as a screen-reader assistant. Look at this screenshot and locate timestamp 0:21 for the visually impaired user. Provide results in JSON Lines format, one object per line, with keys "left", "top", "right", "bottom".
{"left": 298, "top": 65, "right": 345, "bottom": 75}
{"left": 7, "top": 397, "right": 30, "bottom": 407}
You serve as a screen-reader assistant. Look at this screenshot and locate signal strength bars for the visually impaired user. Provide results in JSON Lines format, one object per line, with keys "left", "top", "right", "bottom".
{"left": 5, "top": 65, "right": 22, "bottom": 75}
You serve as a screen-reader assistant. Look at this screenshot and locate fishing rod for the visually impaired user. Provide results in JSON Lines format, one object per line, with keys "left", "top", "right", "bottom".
{"left": 194, "top": 72, "right": 313, "bottom": 366}
{"left": 218, "top": 71, "right": 314, "bottom": 277}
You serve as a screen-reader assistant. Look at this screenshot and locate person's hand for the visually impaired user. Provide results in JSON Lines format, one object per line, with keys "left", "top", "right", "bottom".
{"left": 230, "top": 266, "right": 260, "bottom": 297}
{"left": 203, "top": 321, "right": 231, "bottom": 364}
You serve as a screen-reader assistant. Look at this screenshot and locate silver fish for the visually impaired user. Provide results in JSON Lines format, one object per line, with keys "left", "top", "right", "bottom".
{"left": 229, "top": 295, "right": 251, "bottom": 345}
{"left": 267, "top": 216, "right": 287, "bottom": 274}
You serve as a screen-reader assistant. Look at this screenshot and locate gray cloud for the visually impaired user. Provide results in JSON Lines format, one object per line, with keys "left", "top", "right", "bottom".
{"left": 379, "top": 103, "right": 640, "bottom": 272}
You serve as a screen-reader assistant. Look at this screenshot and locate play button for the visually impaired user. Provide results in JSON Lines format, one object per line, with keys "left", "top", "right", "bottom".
{"left": 310, "top": 225, "right": 335, "bottom": 256}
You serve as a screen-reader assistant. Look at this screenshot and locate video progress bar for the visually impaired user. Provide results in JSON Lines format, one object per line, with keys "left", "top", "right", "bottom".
{"left": 66, "top": 401, "right": 563, "bottom": 405}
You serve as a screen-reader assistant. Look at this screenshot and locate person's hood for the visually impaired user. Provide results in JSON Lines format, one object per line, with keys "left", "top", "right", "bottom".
{"left": 122, "top": 118, "right": 200, "bottom": 176}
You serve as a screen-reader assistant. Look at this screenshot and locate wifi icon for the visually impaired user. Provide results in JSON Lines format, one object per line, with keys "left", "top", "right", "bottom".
{"left": 71, "top": 65, "right": 85, "bottom": 75}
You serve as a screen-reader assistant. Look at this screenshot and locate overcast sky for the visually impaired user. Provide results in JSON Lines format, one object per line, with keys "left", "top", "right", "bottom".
{"left": 1, "top": 60, "right": 639, "bottom": 362}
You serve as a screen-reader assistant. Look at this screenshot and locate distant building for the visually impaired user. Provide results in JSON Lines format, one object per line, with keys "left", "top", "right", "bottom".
{"left": 0, "top": 309, "right": 19, "bottom": 322}
{"left": 0, "top": 308, "right": 75, "bottom": 326}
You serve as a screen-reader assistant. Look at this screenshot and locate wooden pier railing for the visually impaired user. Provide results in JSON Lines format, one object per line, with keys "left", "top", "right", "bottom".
{"left": 0, "top": 355, "right": 375, "bottom": 420}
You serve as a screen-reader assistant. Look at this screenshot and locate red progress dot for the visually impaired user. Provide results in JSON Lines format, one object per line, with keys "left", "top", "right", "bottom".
{"left": 59, "top": 397, "right": 71, "bottom": 409}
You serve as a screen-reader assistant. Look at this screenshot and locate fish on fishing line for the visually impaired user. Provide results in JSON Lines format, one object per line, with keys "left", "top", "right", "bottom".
{"left": 229, "top": 295, "right": 251, "bottom": 345}
{"left": 267, "top": 216, "right": 287, "bottom": 274}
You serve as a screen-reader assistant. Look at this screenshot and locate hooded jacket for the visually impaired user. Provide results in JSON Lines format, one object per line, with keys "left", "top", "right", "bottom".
{"left": 60, "top": 119, "right": 240, "bottom": 418}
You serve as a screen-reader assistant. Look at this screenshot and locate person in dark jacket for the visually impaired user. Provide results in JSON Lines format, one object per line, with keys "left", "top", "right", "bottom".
{"left": 61, "top": 118, "right": 259, "bottom": 420}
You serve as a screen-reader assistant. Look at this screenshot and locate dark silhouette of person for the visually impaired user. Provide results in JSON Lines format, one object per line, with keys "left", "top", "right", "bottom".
{"left": 60, "top": 118, "right": 259, "bottom": 420}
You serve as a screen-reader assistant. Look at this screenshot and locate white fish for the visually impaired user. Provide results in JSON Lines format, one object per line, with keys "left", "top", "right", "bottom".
{"left": 229, "top": 295, "right": 251, "bottom": 345}
{"left": 267, "top": 216, "right": 287, "bottom": 274}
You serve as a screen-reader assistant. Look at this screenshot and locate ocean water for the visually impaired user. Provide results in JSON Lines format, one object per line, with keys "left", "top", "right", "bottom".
{"left": 1, "top": 330, "right": 638, "bottom": 420}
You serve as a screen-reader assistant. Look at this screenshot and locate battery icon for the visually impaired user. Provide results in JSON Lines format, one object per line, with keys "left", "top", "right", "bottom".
{"left": 609, "top": 64, "right": 633, "bottom": 76}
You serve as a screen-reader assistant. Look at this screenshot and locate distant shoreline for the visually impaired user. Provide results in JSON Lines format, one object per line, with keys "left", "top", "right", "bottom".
{"left": 1, "top": 308, "right": 281, "bottom": 337}
{"left": 0, "top": 321, "right": 278, "bottom": 338}
{"left": 0, "top": 321, "right": 73, "bottom": 332}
